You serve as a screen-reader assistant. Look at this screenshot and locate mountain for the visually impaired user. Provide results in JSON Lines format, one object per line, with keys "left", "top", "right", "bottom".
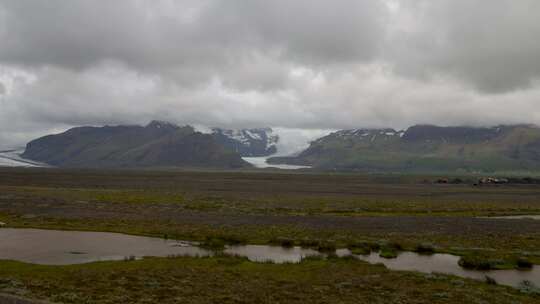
{"left": 211, "top": 128, "right": 279, "bottom": 157}
{"left": 268, "top": 124, "right": 540, "bottom": 173}
{"left": 22, "top": 121, "right": 250, "bottom": 169}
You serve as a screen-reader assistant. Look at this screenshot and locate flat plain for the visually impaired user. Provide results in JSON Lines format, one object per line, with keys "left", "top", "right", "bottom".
{"left": 0, "top": 167, "right": 539, "bottom": 303}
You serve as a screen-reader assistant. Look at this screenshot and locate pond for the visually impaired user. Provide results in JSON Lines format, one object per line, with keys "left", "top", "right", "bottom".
{"left": 0, "top": 228, "right": 210, "bottom": 265}
{"left": 0, "top": 228, "right": 318, "bottom": 265}
{"left": 0, "top": 228, "right": 538, "bottom": 288}
{"left": 336, "top": 249, "right": 540, "bottom": 288}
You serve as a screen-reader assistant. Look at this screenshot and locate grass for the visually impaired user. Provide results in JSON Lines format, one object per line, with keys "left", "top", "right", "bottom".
{"left": 1, "top": 168, "right": 540, "bottom": 301}
{"left": 2, "top": 212, "right": 540, "bottom": 268}
{"left": 378, "top": 241, "right": 402, "bottom": 259}
{"left": 0, "top": 256, "right": 538, "bottom": 304}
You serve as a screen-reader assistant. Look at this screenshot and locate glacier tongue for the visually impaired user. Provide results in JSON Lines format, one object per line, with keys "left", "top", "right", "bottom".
{"left": 0, "top": 149, "right": 48, "bottom": 167}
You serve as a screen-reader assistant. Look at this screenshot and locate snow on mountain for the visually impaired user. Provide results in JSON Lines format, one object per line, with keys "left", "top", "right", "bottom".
{"left": 212, "top": 128, "right": 279, "bottom": 157}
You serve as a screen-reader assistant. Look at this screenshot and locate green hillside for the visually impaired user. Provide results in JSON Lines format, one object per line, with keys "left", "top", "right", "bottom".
{"left": 269, "top": 125, "right": 540, "bottom": 173}
{"left": 22, "top": 121, "right": 250, "bottom": 169}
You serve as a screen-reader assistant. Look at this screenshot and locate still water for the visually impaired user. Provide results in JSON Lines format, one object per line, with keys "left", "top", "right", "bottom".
{"left": 0, "top": 229, "right": 318, "bottom": 265}
{"left": 337, "top": 249, "right": 540, "bottom": 288}
{"left": 0, "top": 228, "right": 210, "bottom": 265}
{"left": 1, "top": 228, "right": 538, "bottom": 288}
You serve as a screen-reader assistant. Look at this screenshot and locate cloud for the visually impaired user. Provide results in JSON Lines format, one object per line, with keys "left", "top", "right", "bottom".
{"left": 1, "top": 0, "right": 540, "bottom": 149}
{"left": 0, "top": 0, "right": 386, "bottom": 72}
{"left": 388, "top": 0, "right": 540, "bottom": 92}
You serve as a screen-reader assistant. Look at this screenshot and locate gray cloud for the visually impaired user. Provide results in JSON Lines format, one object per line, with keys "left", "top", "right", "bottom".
{"left": 389, "top": 0, "right": 540, "bottom": 92}
{"left": 1, "top": 0, "right": 540, "bottom": 149}
{"left": 0, "top": 0, "right": 386, "bottom": 72}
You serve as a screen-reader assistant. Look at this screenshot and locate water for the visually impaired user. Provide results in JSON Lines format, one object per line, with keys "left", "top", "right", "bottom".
{"left": 336, "top": 249, "right": 540, "bottom": 288}
{"left": 0, "top": 228, "right": 317, "bottom": 265}
{"left": 225, "top": 245, "right": 320, "bottom": 263}
{"left": 1, "top": 228, "right": 538, "bottom": 288}
{"left": 242, "top": 157, "right": 311, "bottom": 170}
{"left": 0, "top": 228, "right": 210, "bottom": 265}
{"left": 482, "top": 215, "right": 540, "bottom": 220}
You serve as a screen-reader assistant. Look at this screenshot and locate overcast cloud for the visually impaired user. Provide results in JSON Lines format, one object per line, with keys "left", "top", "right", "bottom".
{"left": 1, "top": 0, "right": 540, "bottom": 149}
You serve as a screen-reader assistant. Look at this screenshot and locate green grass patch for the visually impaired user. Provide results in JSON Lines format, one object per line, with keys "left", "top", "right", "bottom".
{"left": 0, "top": 256, "right": 538, "bottom": 304}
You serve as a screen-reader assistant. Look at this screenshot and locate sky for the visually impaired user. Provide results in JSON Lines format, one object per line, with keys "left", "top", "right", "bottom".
{"left": 1, "top": 0, "right": 540, "bottom": 149}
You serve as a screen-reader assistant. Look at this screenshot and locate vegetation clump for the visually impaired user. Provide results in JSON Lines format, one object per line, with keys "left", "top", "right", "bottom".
{"left": 377, "top": 241, "right": 402, "bottom": 259}
{"left": 414, "top": 243, "right": 436, "bottom": 254}
{"left": 298, "top": 238, "right": 319, "bottom": 248}
{"left": 271, "top": 237, "right": 295, "bottom": 248}
{"left": 317, "top": 241, "right": 337, "bottom": 253}
{"left": 518, "top": 281, "right": 540, "bottom": 295}
{"left": 347, "top": 241, "right": 379, "bottom": 255}
{"left": 516, "top": 258, "right": 533, "bottom": 269}
{"left": 200, "top": 235, "right": 245, "bottom": 250}
{"left": 379, "top": 248, "right": 398, "bottom": 259}
{"left": 485, "top": 276, "right": 497, "bottom": 285}
{"left": 458, "top": 255, "right": 505, "bottom": 270}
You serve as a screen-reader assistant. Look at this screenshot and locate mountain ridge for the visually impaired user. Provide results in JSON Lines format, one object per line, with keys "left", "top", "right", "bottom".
{"left": 268, "top": 124, "right": 540, "bottom": 173}
{"left": 22, "top": 121, "right": 251, "bottom": 169}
